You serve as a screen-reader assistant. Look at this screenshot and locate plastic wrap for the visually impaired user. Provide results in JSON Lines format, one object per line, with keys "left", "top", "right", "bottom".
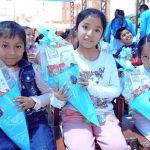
{"left": 0, "top": 60, "right": 30, "bottom": 150}
{"left": 122, "top": 68, "right": 150, "bottom": 120}
{"left": 116, "top": 47, "right": 135, "bottom": 71}
{"left": 39, "top": 27, "right": 99, "bottom": 126}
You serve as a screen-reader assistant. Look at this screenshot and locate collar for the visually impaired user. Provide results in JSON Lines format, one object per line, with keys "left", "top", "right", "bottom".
{"left": 18, "top": 59, "right": 32, "bottom": 68}
{"left": 124, "top": 42, "right": 137, "bottom": 49}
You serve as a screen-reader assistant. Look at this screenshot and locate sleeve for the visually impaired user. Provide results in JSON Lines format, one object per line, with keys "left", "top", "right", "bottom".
{"left": 104, "top": 22, "right": 112, "bottom": 43}
{"left": 140, "top": 13, "right": 146, "bottom": 39}
{"left": 127, "top": 19, "right": 136, "bottom": 37}
{"left": 31, "top": 93, "right": 66, "bottom": 110}
{"left": 31, "top": 70, "right": 66, "bottom": 110}
{"left": 87, "top": 54, "right": 121, "bottom": 99}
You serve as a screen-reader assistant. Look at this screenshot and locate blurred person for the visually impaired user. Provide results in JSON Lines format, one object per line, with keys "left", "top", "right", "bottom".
{"left": 104, "top": 9, "right": 136, "bottom": 53}
{"left": 23, "top": 26, "right": 39, "bottom": 64}
{"left": 114, "top": 27, "right": 142, "bottom": 69}
{"left": 139, "top": 4, "right": 150, "bottom": 39}
{"left": 60, "top": 28, "right": 78, "bottom": 49}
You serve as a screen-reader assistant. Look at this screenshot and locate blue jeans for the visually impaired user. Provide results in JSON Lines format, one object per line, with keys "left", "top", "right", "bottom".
{"left": 0, "top": 111, "right": 56, "bottom": 150}
{"left": 0, "top": 129, "right": 18, "bottom": 150}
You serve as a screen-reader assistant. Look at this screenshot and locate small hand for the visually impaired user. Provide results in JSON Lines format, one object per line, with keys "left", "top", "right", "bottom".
{"left": 0, "top": 89, "right": 9, "bottom": 96}
{"left": 133, "top": 86, "right": 142, "bottom": 97}
{"left": 54, "top": 81, "right": 71, "bottom": 101}
{"left": 14, "top": 96, "right": 36, "bottom": 111}
{"left": 79, "top": 73, "right": 89, "bottom": 88}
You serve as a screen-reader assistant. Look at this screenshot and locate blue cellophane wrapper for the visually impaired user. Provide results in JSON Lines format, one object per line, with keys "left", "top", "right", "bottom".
{"left": 129, "top": 91, "right": 150, "bottom": 120}
{"left": 38, "top": 27, "right": 99, "bottom": 126}
{"left": 122, "top": 68, "right": 150, "bottom": 120}
{"left": 116, "top": 47, "right": 135, "bottom": 71}
{"left": 0, "top": 83, "right": 30, "bottom": 150}
{"left": 46, "top": 64, "right": 99, "bottom": 126}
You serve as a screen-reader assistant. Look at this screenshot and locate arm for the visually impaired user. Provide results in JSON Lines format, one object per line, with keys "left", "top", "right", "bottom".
{"left": 31, "top": 71, "right": 67, "bottom": 110}
{"left": 127, "top": 19, "right": 136, "bottom": 37}
{"left": 87, "top": 54, "right": 121, "bottom": 99}
{"left": 139, "top": 13, "right": 146, "bottom": 39}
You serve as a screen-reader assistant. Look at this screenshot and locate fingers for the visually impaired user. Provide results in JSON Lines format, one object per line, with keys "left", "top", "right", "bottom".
{"left": 16, "top": 102, "right": 27, "bottom": 111}
{"left": 54, "top": 81, "right": 59, "bottom": 92}
{"left": 0, "top": 89, "right": 9, "bottom": 96}
{"left": 79, "top": 74, "right": 89, "bottom": 88}
{"left": 63, "top": 87, "right": 70, "bottom": 96}
{"left": 0, "top": 92, "right": 7, "bottom": 96}
{"left": 54, "top": 81, "right": 67, "bottom": 94}
{"left": 59, "top": 83, "right": 67, "bottom": 94}
{"left": 54, "top": 82, "right": 71, "bottom": 101}
{"left": 65, "top": 94, "right": 72, "bottom": 100}
{"left": 14, "top": 96, "right": 35, "bottom": 111}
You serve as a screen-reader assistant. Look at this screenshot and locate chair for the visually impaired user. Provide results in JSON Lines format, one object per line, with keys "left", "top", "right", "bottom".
{"left": 116, "top": 96, "right": 150, "bottom": 150}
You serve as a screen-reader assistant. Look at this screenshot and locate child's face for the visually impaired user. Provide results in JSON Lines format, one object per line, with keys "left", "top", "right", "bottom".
{"left": 0, "top": 35, "right": 25, "bottom": 67}
{"left": 120, "top": 29, "right": 133, "bottom": 45}
{"left": 77, "top": 15, "right": 103, "bottom": 49}
{"left": 141, "top": 45, "right": 150, "bottom": 69}
{"left": 25, "top": 28, "right": 34, "bottom": 49}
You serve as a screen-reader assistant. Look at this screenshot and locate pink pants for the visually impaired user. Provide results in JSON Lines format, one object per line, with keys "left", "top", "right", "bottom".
{"left": 62, "top": 109, "right": 131, "bottom": 150}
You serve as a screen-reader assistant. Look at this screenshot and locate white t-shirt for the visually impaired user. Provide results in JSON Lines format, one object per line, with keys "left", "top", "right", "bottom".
{"left": 65, "top": 50, "right": 121, "bottom": 115}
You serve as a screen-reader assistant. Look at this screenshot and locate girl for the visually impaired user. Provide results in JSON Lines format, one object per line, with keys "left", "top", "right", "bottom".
{"left": 0, "top": 21, "right": 68, "bottom": 150}
{"left": 122, "top": 35, "right": 150, "bottom": 141}
{"left": 62, "top": 8, "right": 130, "bottom": 150}
{"left": 23, "top": 26, "right": 39, "bottom": 64}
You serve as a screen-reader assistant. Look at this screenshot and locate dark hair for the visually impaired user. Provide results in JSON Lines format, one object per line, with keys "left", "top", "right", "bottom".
{"left": 0, "top": 21, "right": 28, "bottom": 60}
{"left": 111, "top": 9, "right": 125, "bottom": 28}
{"left": 115, "top": 9, "right": 125, "bottom": 18}
{"left": 60, "top": 29, "right": 71, "bottom": 39}
{"left": 138, "top": 35, "right": 150, "bottom": 57}
{"left": 22, "top": 26, "right": 31, "bottom": 30}
{"left": 35, "top": 33, "right": 44, "bottom": 44}
{"left": 115, "top": 27, "right": 130, "bottom": 39}
{"left": 139, "top": 4, "right": 149, "bottom": 11}
{"left": 60, "top": 28, "right": 77, "bottom": 40}
{"left": 75, "top": 8, "right": 106, "bottom": 36}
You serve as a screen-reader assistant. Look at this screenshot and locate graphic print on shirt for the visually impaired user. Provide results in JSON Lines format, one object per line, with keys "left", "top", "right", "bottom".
{"left": 82, "top": 67, "right": 109, "bottom": 109}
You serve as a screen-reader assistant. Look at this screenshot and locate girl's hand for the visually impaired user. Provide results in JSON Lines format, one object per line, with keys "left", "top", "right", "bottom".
{"left": 79, "top": 73, "right": 89, "bottom": 88}
{"left": 14, "top": 96, "right": 36, "bottom": 111}
{"left": 132, "top": 86, "right": 142, "bottom": 97}
{"left": 54, "top": 81, "right": 71, "bottom": 101}
{"left": 0, "top": 89, "right": 9, "bottom": 96}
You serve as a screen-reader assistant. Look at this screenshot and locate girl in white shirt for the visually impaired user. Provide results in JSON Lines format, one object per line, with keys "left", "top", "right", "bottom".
{"left": 61, "top": 8, "right": 130, "bottom": 150}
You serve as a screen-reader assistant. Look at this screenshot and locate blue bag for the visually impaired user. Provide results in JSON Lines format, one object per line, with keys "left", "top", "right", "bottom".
{"left": 129, "top": 90, "right": 150, "bottom": 120}
{"left": 38, "top": 27, "right": 99, "bottom": 126}
{"left": 47, "top": 65, "right": 99, "bottom": 126}
{"left": 0, "top": 83, "right": 30, "bottom": 150}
